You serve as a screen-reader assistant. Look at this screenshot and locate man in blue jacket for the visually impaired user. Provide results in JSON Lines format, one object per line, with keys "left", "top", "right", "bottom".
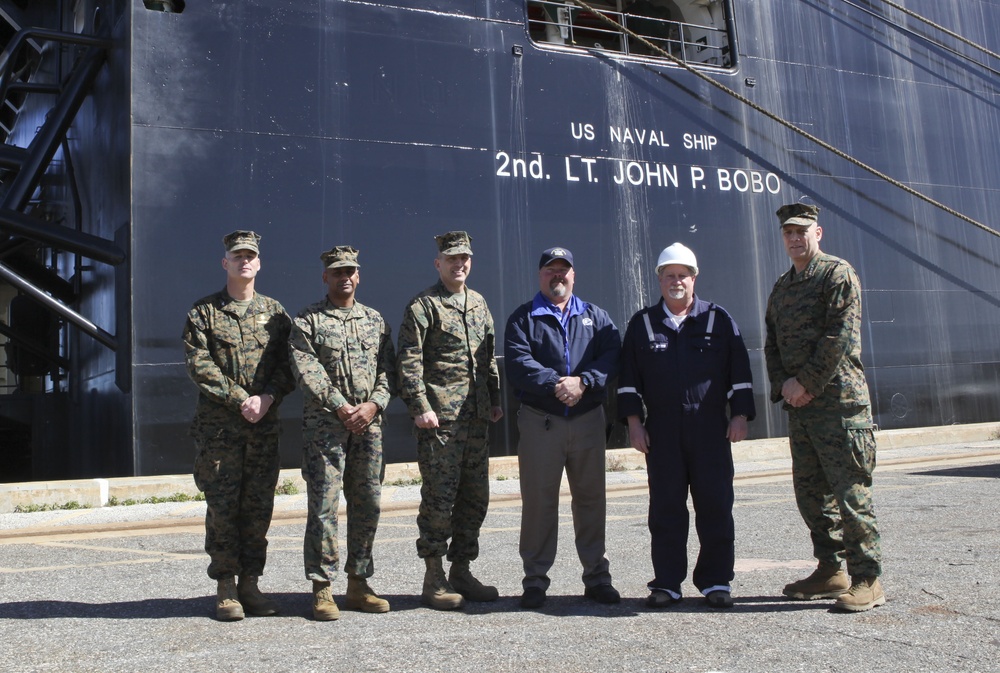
{"left": 618, "top": 242, "right": 754, "bottom": 609}
{"left": 504, "top": 246, "right": 622, "bottom": 609}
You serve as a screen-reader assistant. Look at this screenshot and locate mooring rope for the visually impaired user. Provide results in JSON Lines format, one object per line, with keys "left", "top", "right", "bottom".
{"left": 561, "top": 0, "right": 999, "bottom": 237}
{"left": 875, "top": 0, "right": 1000, "bottom": 62}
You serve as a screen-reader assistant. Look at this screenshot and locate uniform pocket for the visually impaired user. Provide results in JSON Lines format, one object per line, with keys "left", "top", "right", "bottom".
{"left": 360, "top": 332, "right": 377, "bottom": 352}
{"left": 315, "top": 330, "right": 344, "bottom": 360}
{"left": 692, "top": 335, "right": 721, "bottom": 352}
{"left": 211, "top": 334, "right": 239, "bottom": 372}
{"left": 253, "top": 313, "right": 284, "bottom": 348}
{"left": 440, "top": 319, "right": 471, "bottom": 345}
{"left": 193, "top": 427, "right": 252, "bottom": 493}
{"left": 193, "top": 439, "right": 227, "bottom": 492}
{"left": 843, "top": 409, "right": 876, "bottom": 475}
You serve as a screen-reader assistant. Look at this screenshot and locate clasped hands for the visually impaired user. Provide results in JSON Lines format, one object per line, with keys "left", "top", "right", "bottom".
{"left": 554, "top": 376, "right": 586, "bottom": 407}
{"left": 241, "top": 394, "right": 273, "bottom": 424}
{"left": 338, "top": 401, "right": 379, "bottom": 435}
{"left": 781, "top": 377, "right": 814, "bottom": 408}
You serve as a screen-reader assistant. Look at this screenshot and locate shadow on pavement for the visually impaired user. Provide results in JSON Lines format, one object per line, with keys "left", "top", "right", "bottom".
{"left": 0, "top": 592, "right": 844, "bottom": 619}
{"left": 727, "top": 594, "right": 849, "bottom": 613}
{"left": 0, "top": 597, "right": 217, "bottom": 620}
{"left": 0, "top": 593, "right": 652, "bottom": 620}
{"left": 910, "top": 462, "right": 1000, "bottom": 479}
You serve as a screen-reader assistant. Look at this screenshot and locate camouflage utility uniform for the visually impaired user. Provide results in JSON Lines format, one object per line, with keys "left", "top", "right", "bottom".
{"left": 183, "top": 290, "right": 294, "bottom": 580}
{"left": 764, "top": 252, "right": 881, "bottom": 578}
{"left": 397, "top": 280, "right": 501, "bottom": 562}
{"left": 289, "top": 298, "right": 395, "bottom": 582}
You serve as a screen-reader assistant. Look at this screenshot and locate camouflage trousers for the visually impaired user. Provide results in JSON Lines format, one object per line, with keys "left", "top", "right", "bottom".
{"left": 192, "top": 419, "right": 281, "bottom": 580}
{"left": 415, "top": 419, "right": 490, "bottom": 562}
{"left": 787, "top": 405, "right": 882, "bottom": 577}
{"left": 302, "top": 423, "right": 384, "bottom": 582}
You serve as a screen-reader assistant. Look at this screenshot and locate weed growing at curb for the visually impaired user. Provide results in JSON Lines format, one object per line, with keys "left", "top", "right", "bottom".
{"left": 386, "top": 476, "right": 423, "bottom": 487}
{"left": 13, "top": 500, "right": 89, "bottom": 513}
{"left": 107, "top": 492, "right": 206, "bottom": 507}
{"left": 606, "top": 455, "right": 628, "bottom": 472}
{"left": 275, "top": 478, "right": 299, "bottom": 496}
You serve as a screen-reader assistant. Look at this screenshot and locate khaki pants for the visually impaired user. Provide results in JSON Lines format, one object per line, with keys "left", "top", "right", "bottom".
{"left": 516, "top": 404, "right": 612, "bottom": 591}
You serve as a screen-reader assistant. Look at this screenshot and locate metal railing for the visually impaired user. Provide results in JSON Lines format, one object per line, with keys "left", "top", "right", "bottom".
{"left": 0, "top": 26, "right": 122, "bottom": 361}
{"left": 527, "top": 1, "right": 730, "bottom": 66}
{"left": 0, "top": 28, "right": 110, "bottom": 142}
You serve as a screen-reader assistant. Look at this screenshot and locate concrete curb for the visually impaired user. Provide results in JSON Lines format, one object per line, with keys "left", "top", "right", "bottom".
{"left": 1, "top": 421, "right": 997, "bottom": 514}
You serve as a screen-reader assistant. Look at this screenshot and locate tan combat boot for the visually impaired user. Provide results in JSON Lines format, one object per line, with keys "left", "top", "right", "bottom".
{"left": 312, "top": 580, "right": 340, "bottom": 621}
{"left": 237, "top": 575, "right": 278, "bottom": 616}
{"left": 216, "top": 577, "right": 245, "bottom": 621}
{"left": 345, "top": 576, "right": 391, "bottom": 613}
{"left": 421, "top": 557, "right": 465, "bottom": 610}
{"left": 448, "top": 560, "right": 499, "bottom": 602}
{"left": 834, "top": 576, "right": 886, "bottom": 612}
{"left": 783, "top": 563, "right": 850, "bottom": 600}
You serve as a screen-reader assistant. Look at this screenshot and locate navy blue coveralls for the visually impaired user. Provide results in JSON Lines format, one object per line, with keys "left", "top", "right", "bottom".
{"left": 618, "top": 296, "right": 755, "bottom": 596}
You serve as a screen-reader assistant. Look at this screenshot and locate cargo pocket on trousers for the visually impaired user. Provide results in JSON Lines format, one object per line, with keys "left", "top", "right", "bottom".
{"left": 193, "top": 449, "right": 220, "bottom": 492}
{"left": 843, "top": 413, "right": 876, "bottom": 476}
{"left": 193, "top": 431, "right": 228, "bottom": 492}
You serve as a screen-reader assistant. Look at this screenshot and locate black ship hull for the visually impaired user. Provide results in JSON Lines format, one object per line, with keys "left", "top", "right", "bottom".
{"left": 1, "top": 0, "right": 998, "bottom": 479}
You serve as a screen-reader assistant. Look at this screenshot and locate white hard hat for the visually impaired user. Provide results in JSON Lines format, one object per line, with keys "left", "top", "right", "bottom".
{"left": 655, "top": 242, "right": 698, "bottom": 276}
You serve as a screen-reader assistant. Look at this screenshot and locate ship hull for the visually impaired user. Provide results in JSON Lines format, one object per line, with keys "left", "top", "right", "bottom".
{"left": 1, "top": 0, "right": 998, "bottom": 478}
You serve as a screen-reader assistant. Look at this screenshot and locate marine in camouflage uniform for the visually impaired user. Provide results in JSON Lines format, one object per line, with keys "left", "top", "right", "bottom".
{"left": 396, "top": 231, "right": 504, "bottom": 609}
{"left": 764, "top": 203, "right": 885, "bottom": 612}
{"left": 288, "top": 245, "right": 395, "bottom": 619}
{"left": 183, "top": 230, "right": 295, "bottom": 621}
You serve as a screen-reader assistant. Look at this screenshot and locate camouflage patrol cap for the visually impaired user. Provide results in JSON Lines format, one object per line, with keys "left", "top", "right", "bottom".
{"left": 776, "top": 203, "right": 820, "bottom": 227}
{"left": 320, "top": 245, "right": 361, "bottom": 269}
{"left": 223, "top": 230, "right": 261, "bottom": 254}
{"left": 435, "top": 231, "right": 474, "bottom": 256}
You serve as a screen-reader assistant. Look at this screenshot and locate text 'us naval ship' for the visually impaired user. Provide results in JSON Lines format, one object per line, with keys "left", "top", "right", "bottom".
{"left": 0, "top": 0, "right": 997, "bottom": 482}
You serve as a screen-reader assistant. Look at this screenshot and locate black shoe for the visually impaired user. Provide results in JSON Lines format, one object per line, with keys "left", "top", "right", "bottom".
{"left": 583, "top": 583, "right": 621, "bottom": 604}
{"left": 705, "top": 590, "right": 733, "bottom": 609}
{"left": 520, "top": 587, "right": 546, "bottom": 609}
{"left": 646, "top": 590, "right": 682, "bottom": 608}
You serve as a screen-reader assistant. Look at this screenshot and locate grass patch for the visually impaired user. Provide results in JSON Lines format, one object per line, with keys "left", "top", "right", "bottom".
{"left": 386, "top": 476, "right": 422, "bottom": 487}
{"left": 14, "top": 500, "right": 89, "bottom": 513}
{"left": 107, "top": 492, "right": 205, "bottom": 507}
{"left": 275, "top": 478, "right": 299, "bottom": 496}
{"left": 606, "top": 454, "right": 629, "bottom": 472}
{"left": 989, "top": 427, "right": 1000, "bottom": 441}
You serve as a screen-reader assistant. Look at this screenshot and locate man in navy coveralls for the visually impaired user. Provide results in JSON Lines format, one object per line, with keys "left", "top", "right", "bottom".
{"left": 618, "top": 242, "right": 755, "bottom": 609}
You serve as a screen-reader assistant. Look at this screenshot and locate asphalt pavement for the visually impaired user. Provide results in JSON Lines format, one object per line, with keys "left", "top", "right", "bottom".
{"left": 1, "top": 426, "right": 999, "bottom": 673}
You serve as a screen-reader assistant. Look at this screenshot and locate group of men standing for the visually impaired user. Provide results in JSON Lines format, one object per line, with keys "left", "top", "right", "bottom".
{"left": 182, "top": 201, "right": 885, "bottom": 621}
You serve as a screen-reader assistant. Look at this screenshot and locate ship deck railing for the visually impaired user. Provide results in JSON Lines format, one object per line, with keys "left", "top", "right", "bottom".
{"left": 527, "top": 1, "right": 731, "bottom": 67}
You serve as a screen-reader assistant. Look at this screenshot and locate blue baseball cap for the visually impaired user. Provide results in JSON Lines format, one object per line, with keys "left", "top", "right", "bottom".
{"left": 539, "top": 246, "right": 574, "bottom": 269}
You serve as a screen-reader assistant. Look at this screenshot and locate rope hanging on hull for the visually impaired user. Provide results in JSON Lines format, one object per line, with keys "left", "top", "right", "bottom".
{"left": 564, "top": 0, "right": 1000, "bottom": 238}
{"left": 874, "top": 0, "right": 1000, "bottom": 62}
{"left": 840, "top": 0, "right": 1000, "bottom": 78}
